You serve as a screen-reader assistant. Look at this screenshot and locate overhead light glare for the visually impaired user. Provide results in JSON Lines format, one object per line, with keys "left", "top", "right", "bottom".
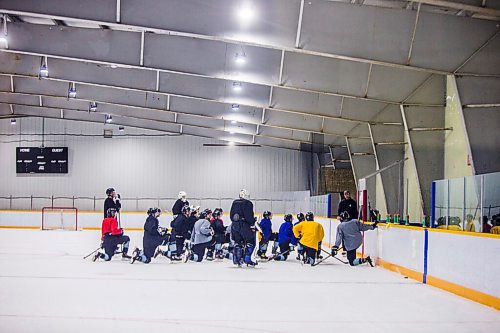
{"left": 228, "top": 141, "right": 235, "bottom": 146}
{"left": 229, "top": 131, "right": 235, "bottom": 134}
{"left": 0, "top": 35, "right": 7, "bottom": 48}
{"left": 236, "top": 3, "right": 256, "bottom": 25}
{"left": 235, "top": 52, "right": 246, "bottom": 64}
{"left": 231, "top": 120, "right": 237, "bottom": 124}
{"left": 232, "top": 81, "right": 242, "bottom": 92}
{"left": 0, "top": 15, "right": 8, "bottom": 48}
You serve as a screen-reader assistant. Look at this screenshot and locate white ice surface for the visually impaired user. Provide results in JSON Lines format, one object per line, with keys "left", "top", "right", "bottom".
{"left": 0, "top": 230, "right": 498, "bottom": 333}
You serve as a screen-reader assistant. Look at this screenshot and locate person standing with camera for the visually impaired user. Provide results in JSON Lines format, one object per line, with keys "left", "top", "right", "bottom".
{"left": 104, "top": 187, "right": 122, "bottom": 218}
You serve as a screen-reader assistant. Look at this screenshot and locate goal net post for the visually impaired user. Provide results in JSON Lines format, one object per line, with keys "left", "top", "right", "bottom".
{"left": 41, "top": 207, "right": 78, "bottom": 231}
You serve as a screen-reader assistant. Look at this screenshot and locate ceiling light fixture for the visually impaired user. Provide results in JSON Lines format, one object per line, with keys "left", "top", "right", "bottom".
{"left": 235, "top": 52, "right": 246, "bottom": 64}
{"left": 89, "top": 101, "right": 97, "bottom": 112}
{"left": 236, "top": 2, "right": 256, "bottom": 26}
{"left": 0, "top": 15, "right": 8, "bottom": 48}
{"left": 232, "top": 81, "right": 242, "bottom": 92}
{"left": 39, "top": 56, "right": 49, "bottom": 78}
{"left": 68, "top": 82, "right": 76, "bottom": 98}
{"left": 105, "top": 114, "right": 112, "bottom": 123}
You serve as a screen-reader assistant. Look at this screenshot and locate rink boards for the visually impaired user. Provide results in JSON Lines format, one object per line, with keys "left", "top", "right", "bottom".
{"left": 0, "top": 210, "right": 499, "bottom": 310}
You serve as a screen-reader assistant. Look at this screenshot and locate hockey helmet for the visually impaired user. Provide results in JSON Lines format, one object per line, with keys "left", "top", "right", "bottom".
{"left": 305, "top": 212, "right": 314, "bottom": 221}
{"left": 199, "top": 209, "right": 212, "bottom": 220}
{"left": 339, "top": 211, "right": 350, "bottom": 222}
{"left": 284, "top": 214, "right": 293, "bottom": 222}
{"left": 212, "top": 209, "right": 222, "bottom": 218}
{"left": 181, "top": 205, "right": 191, "bottom": 215}
{"left": 262, "top": 211, "right": 272, "bottom": 219}
{"left": 106, "top": 188, "right": 115, "bottom": 196}
{"left": 239, "top": 189, "right": 249, "bottom": 199}
{"left": 178, "top": 191, "right": 187, "bottom": 201}
{"left": 106, "top": 208, "right": 117, "bottom": 217}
{"left": 296, "top": 213, "right": 305, "bottom": 222}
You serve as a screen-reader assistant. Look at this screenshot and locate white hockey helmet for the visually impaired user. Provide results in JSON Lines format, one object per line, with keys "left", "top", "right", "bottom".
{"left": 239, "top": 189, "right": 249, "bottom": 199}
{"left": 178, "top": 191, "right": 187, "bottom": 200}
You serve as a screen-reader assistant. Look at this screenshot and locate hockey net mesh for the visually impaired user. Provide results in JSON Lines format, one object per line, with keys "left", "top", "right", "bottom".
{"left": 41, "top": 207, "right": 78, "bottom": 231}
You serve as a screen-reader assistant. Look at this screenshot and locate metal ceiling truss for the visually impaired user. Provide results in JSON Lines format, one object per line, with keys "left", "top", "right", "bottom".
{"left": 0, "top": 72, "right": 389, "bottom": 134}
{"left": 0, "top": 8, "right": 451, "bottom": 76}
{"left": 0, "top": 49, "right": 443, "bottom": 108}
{"left": 3, "top": 102, "right": 325, "bottom": 151}
{"left": 0, "top": 89, "right": 367, "bottom": 140}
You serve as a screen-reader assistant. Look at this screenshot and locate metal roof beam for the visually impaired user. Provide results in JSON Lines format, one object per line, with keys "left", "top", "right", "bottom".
{"left": 0, "top": 89, "right": 359, "bottom": 138}
{"left": 0, "top": 46, "right": 442, "bottom": 107}
{"left": 0, "top": 72, "right": 399, "bottom": 127}
{"left": 0, "top": 9, "right": 450, "bottom": 75}
{"left": 5, "top": 102, "right": 327, "bottom": 149}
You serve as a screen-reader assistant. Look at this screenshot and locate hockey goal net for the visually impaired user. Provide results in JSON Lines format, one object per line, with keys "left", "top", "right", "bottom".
{"left": 41, "top": 207, "right": 78, "bottom": 231}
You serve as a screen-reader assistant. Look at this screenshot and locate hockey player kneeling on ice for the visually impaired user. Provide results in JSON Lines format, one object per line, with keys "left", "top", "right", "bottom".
{"left": 188, "top": 209, "right": 215, "bottom": 262}
{"left": 93, "top": 208, "right": 131, "bottom": 261}
{"left": 331, "top": 211, "right": 376, "bottom": 267}
{"left": 257, "top": 211, "right": 273, "bottom": 259}
{"left": 209, "top": 208, "right": 226, "bottom": 260}
{"left": 230, "top": 189, "right": 257, "bottom": 267}
{"left": 292, "top": 212, "right": 324, "bottom": 265}
{"left": 131, "top": 208, "right": 169, "bottom": 264}
{"left": 274, "top": 214, "right": 298, "bottom": 261}
{"left": 170, "top": 205, "right": 192, "bottom": 260}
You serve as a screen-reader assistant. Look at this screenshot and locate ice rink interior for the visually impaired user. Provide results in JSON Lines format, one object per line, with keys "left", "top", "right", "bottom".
{"left": 0, "top": 229, "right": 499, "bottom": 333}
{"left": 1, "top": 0, "right": 500, "bottom": 332}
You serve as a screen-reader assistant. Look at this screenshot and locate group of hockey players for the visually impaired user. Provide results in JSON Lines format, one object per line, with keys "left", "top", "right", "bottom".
{"left": 93, "top": 188, "right": 377, "bottom": 267}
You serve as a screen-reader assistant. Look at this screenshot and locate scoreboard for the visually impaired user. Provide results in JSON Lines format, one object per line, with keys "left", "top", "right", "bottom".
{"left": 16, "top": 147, "right": 68, "bottom": 174}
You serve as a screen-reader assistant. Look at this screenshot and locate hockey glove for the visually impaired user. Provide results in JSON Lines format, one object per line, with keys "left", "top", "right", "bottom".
{"left": 331, "top": 246, "right": 339, "bottom": 256}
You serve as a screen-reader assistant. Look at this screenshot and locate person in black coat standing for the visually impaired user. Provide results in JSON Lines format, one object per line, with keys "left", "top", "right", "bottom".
{"left": 172, "top": 191, "right": 189, "bottom": 216}
{"left": 104, "top": 188, "right": 121, "bottom": 218}
{"left": 131, "top": 208, "right": 170, "bottom": 264}
{"left": 337, "top": 190, "right": 358, "bottom": 220}
{"left": 230, "top": 189, "right": 257, "bottom": 266}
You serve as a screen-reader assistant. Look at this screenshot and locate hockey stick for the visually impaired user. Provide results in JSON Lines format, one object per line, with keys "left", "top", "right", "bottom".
{"left": 311, "top": 253, "right": 332, "bottom": 266}
{"left": 83, "top": 247, "right": 101, "bottom": 259}
{"left": 321, "top": 248, "right": 348, "bottom": 264}
{"left": 266, "top": 249, "right": 291, "bottom": 261}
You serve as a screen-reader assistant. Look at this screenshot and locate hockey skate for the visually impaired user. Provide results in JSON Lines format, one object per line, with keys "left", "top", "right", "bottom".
{"left": 92, "top": 251, "right": 102, "bottom": 262}
{"left": 130, "top": 247, "right": 141, "bottom": 264}
{"left": 365, "top": 256, "right": 374, "bottom": 267}
{"left": 182, "top": 249, "right": 192, "bottom": 263}
{"left": 153, "top": 247, "right": 163, "bottom": 259}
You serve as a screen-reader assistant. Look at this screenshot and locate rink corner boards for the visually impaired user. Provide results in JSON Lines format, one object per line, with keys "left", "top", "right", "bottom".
{"left": 324, "top": 222, "right": 500, "bottom": 311}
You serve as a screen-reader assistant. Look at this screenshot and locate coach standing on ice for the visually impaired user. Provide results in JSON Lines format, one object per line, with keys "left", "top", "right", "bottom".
{"left": 337, "top": 190, "right": 358, "bottom": 220}
{"left": 104, "top": 188, "right": 121, "bottom": 218}
{"left": 230, "top": 189, "right": 257, "bottom": 266}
